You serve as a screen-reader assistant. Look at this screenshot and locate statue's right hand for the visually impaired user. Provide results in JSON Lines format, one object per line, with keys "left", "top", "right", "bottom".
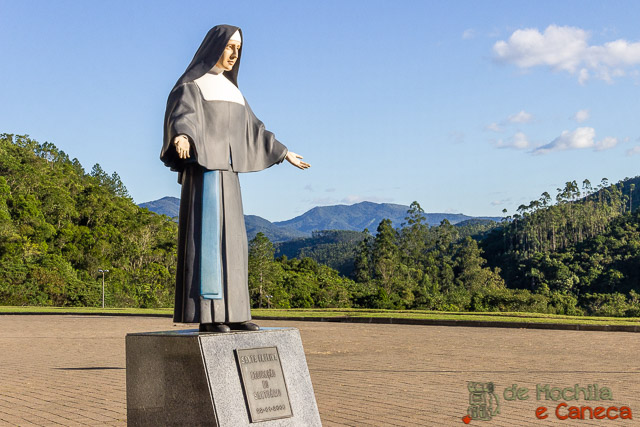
{"left": 174, "top": 135, "right": 190, "bottom": 159}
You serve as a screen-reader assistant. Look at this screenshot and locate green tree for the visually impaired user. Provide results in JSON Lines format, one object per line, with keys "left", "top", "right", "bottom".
{"left": 371, "top": 219, "right": 400, "bottom": 293}
{"left": 248, "top": 232, "right": 281, "bottom": 308}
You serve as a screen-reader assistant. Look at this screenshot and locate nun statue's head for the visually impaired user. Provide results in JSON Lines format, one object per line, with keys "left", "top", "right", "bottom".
{"left": 215, "top": 30, "right": 241, "bottom": 72}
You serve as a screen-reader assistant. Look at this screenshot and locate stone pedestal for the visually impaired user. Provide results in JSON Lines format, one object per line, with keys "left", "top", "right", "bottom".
{"left": 126, "top": 327, "right": 321, "bottom": 427}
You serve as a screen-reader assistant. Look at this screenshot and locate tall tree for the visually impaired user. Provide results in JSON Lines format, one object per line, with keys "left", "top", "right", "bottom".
{"left": 248, "top": 232, "right": 279, "bottom": 308}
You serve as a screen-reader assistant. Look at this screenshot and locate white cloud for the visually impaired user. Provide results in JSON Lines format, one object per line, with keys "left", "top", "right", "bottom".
{"left": 485, "top": 122, "right": 503, "bottom": 132}
{"left": 507, "top": 110, "right": 534, "bottom": 124}
{"left": 573, "top": 109, "right": 590, "bottom": 123}
{"left": 595, "top": 136, "right": 618, "bottom": 151}
{"left": 325, "top": 187, "right": 336, "bottom": 193}
{"left": 578, "top": 68, "right": 590, "bottom": 84}
{"left": 491, "top": 198, "right": 511, "bottom": 206}
{"left": 304, "top": 184, "right": 314, "bottom": 192}
{"left": 534, "top": 127, "right": 595, "bottom": 154}
{"left": 533, "top": 127, "right": 617, "bottom": 154}
{"left": 511, "top": 132, "right": 531, "bottom": 148}
{"left": 626, "top": 146, "right": 640, "bottom": 157}
{"left": 462, "top": 29, "right": 476, "bottom": 40}
{"left": 493, "top": 25, "right": 640, "bottom": 83}
{"left": 496, "top": 132, "right": 530, "bottom": 149}
{"left": 486, "top": 110, "right": 533, "bottom": 132}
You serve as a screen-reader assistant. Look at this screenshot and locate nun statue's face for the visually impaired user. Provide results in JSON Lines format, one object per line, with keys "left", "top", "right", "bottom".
{"left": 216, "top": 40, "right": 241, "bottom": 71}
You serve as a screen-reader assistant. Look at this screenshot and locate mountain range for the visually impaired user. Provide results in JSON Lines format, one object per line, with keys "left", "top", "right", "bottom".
{"left": 139, "top": 197, "right": 501, "bottom": 242}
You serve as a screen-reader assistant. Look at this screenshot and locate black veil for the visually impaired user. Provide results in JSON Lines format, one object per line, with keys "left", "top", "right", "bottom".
{"left": 174, "top": 25, "right": 243, "bottom": 88}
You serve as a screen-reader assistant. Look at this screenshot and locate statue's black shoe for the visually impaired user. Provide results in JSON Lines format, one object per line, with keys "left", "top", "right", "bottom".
{"left": 199, "top": 323, "right": 231, "bottom": 333}
{"left": 230, "top": 322, "right": 260, "bottom": 331}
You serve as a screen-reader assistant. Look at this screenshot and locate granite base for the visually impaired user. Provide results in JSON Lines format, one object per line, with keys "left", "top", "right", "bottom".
{"left": 126, "top": 327, "right": 321, "bottom": 427}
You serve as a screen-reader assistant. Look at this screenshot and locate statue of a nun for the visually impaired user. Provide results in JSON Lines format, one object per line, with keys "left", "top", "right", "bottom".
{"left": 161, "top": 25, "right": 310, "bottom": 333}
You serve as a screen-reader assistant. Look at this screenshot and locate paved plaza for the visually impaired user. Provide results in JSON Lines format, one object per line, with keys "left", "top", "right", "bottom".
{"left": 0, "top": 315, "right": 638, "bottom": 426}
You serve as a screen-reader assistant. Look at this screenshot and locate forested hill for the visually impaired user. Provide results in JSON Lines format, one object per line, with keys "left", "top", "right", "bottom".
{"left": 3, "top": 133, "right": 640, "bottom": 316}
{"left": 478, "top": 177, "right": 640, "bottom": 314}
{"left": 139, "top": 196, "right": 180, "bottom": 219}
{"left": 273, "top": 202, "right": 501, "bottom": 234}
{"left": 265, "top": 177, "right": 640, "bottom": 316}
{"left": 138, "top": 197, "right": 307, "bottom": 242}
{"left": 484, "top": 176, "right": 640, "bottom": 258}
{"left": 0, "top": 134, "right": 178, "bottom": 307}
{"left": 140, "top": 196, "right": 501, "bottom": 242}
{"left": 275, "top": 219, "right": 499, "bottom": 277}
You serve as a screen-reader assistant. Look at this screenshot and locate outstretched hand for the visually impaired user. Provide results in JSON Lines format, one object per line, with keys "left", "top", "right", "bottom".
{"left": 285, "top": 151, "right": 310, "bottom": 170}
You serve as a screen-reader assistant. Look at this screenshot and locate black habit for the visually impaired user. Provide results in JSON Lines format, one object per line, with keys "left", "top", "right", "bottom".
{"left": 161, "top": 25, "right": 287, "bottom": 324}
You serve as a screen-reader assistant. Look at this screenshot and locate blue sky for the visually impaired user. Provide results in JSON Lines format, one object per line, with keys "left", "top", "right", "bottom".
{"left": 1, "top": 0, "right": 639, "bottom": 221}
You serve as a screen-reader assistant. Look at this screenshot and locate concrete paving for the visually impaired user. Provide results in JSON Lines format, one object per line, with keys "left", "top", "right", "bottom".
{"left": 0, "top": 315, "right": 638, "bottom": 426}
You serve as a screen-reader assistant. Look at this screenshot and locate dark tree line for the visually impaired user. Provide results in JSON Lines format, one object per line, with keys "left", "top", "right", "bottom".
{"left": 494, "top": 179, "right": 629, "bottom": 255}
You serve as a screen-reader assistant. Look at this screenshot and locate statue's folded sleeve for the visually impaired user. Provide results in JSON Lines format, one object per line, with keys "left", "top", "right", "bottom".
{"left": 161, "top": 83, "right": 201, "bottom": 172}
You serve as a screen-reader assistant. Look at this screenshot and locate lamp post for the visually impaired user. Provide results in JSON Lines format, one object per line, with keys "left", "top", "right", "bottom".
{"left": 98, "top": 269, "right": 109, "bottom": 308}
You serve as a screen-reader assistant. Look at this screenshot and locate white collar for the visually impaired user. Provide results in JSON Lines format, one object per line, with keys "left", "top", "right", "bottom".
{"left": 194, "top": 69, "right": 245, "bottom": 105}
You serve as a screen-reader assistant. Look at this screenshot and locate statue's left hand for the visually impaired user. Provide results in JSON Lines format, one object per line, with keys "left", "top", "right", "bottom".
{"left": 285, "top": 151, "right": 311, "bottom": 170}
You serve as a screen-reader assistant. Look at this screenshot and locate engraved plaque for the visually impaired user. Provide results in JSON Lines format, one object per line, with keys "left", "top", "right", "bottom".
{"left": 235, "top": 346, "right": 293, "bottom": 422}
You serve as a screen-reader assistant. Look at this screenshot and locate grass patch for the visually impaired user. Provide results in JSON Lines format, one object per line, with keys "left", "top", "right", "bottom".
{"left": 0, "top": 306, "right": 172, "bottom": 316}
{"left": 1, "top": 306, "right": 639, "bottom": 326}
{"left": 252, "top": 308, "right": 640, "bottom": 326}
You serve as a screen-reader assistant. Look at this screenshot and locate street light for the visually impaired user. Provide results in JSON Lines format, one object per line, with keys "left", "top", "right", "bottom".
{"left": 98, "top": 269, "right": 109, "bottom": 308}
